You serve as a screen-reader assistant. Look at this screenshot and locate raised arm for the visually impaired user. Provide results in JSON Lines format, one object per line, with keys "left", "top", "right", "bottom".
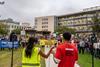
{"left": 38, "top": 47, "right": 54, "bottom": 58}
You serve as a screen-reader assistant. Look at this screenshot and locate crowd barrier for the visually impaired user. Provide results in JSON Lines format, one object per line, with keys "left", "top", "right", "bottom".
{"left": 0, "top": 40, "right": 19, "bottom": 48}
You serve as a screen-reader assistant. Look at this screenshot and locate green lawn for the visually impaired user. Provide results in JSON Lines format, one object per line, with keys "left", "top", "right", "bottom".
{"left": 0, "top": 48, "right": 45, "bottom": 67}
{"left": 0, "top": 48, "right": 100, "bottom": 67}
{"left": 78, "top": 53, "right": 100, "bottom": 67}
{"left": 0, "top": 48, "right": 22, "bottom": 67}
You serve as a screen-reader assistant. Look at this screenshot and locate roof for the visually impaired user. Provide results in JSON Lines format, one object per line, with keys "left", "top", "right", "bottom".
{"left": 0, "top": 19, "right": 20, "bottom": 24}
{"left": 57, "top": 9, "right": 100, "bottom": 18}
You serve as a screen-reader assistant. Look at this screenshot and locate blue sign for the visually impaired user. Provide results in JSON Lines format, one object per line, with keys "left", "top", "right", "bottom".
{"left": 0, "top": 40, "right": 19, "bottom": 48}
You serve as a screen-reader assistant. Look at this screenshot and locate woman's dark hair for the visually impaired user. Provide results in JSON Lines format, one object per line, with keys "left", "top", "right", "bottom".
{"left": 25, "top": 37, "right": 38, "bottom": 58}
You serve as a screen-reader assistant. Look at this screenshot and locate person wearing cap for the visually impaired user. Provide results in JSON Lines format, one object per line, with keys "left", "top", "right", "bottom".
{"left": 52, "top": 32, "right": 78, "bottom": 67}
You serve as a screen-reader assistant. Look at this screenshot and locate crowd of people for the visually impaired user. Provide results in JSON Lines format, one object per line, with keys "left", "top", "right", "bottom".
{"left": 77, "top": 37, "right": 100, "bottom": 59}
{"left": 22, "top": 32, "right": 79, "bottom": 67}
{"left": 0, "top": 32, "right": 100, "bottom": 67}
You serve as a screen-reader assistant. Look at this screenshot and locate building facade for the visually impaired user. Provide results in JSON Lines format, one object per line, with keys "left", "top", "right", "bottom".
{"left": 20, "top": 22, "right": 33, "bottom": 30}
{"left": 34, "top": 16, "right": 57, "bottom": 33}
{"left": 0, "top": 18, "right": 20, "bottom": 34}
{"left": 34, "top": 6, "right": 100, "bottom": 36}
{"left": 56, "top": 6, "right": 100, "bottom": 36}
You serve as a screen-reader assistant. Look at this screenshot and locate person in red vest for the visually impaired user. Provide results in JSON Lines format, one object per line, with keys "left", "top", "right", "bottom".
{"left": 52, "top": 32, "right": 78, "bottom": 67}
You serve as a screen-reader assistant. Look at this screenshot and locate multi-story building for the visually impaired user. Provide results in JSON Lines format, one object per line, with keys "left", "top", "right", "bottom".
{"left": 34, "top": 16, "right": 57, "bottom": 33}
{"left": 34, "top": 6, "right": 100, "bottom": 37}
{"left": 20, "top": 22, "right": 32, "bottom": 30}
{"left": 0, "top": 18, "right": 20, "bottom": 34}
{"left": 56, "top": 6, "right": 100, "bottom": 36}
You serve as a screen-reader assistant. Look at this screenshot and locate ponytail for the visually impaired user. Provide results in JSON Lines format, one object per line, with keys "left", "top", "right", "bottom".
{"left": 25, "top": 37, "right": 37, "bottom": 58}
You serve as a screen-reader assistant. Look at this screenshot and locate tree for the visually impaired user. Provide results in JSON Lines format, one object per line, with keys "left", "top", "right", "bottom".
{"left": 55, "top": 26, "right": 76, "bottom": 34}
{"left": 0, "top": 23, "right": 8, "bottom": 35}
{"left": 12, "top": 28, "right": 21, "bottom": 34}
{"left": 91, "top": 12, "right": 100, "bottom": 37}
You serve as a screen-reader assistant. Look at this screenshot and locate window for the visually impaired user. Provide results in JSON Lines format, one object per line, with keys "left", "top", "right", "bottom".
{"left": 44, "top": 29, "right": 48, "bottom": 31}
{"left": 42, "top": 26, "right": 48, "bottom": 28}
{"left": 42, "top": 26, "right": 44, "bottom": 28}
{"left": 35, "top": 22, "right": 37, "bottom": 25}
{"left": 42, "top": 18, "right": 48, "bottom": 21}
{"left": 35, "top": 19, "right": 37, "bottom": 22}
{"left": 12, "top": 25, "right": 13, "bottom": 28}
{"left": 42, "top": 22, "right": 48, "bottom": 24}
{"left": 17, "top": 26, "right": 18, "bottom": 28}
{"left": 14, "top": 26, "right": 16, "bottom": 28}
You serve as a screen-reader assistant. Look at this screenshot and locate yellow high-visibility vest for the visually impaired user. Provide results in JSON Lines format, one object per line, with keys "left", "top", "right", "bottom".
{"left": 39, "top": 39, "right": 45, "bottom": 46}
{"left": 51, "top": 39, "right": 56, "bottom": 45}
{"left": 22, "top": 47, "right": 40, "bottom": 67}
{"left": 44, "top": 39, "right": 48, "bottom": 45}
{"left": 48, "top": 40, "right": 52, "bottom": 46}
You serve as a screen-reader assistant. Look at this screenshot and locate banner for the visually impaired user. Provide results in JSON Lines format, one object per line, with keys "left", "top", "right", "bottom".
{"left": 0, "top": 40, "right": 19, "bottom": 48}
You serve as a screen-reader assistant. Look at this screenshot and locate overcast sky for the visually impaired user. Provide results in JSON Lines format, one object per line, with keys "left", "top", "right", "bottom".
{"left": 0, "top": 0, "right": 100, "bottom": 26}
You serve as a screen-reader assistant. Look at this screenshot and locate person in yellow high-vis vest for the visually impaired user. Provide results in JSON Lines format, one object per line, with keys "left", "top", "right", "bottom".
{"left": 22, "top": 37, "right": 54, "bottom": 67}
{"left": 39, "top": 36, "right": 46, "bottom": 47}
{"left": 51, "top": 37, "right": 57, "bottom": 46}
{"left": 44, "top": 38, "right": 49, "bottom": 46}
{"left": 47, "top": 37, "right": 56, "bottom": 47}
{"left": 39, "top": 39, "right": 45, "bottom": 47}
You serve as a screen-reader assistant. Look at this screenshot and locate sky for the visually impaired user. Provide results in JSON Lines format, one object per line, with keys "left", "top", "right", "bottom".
{"left": 0, "top": 0, "right": 100, "bottom": 26}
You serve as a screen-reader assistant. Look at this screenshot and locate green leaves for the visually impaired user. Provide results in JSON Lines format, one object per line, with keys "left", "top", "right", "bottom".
{"left": 0, "top": 23, "right": 8, "bottom": 35}
{"left": 12, "top": 29, "right": 21, "bottom": 34}
{"left": 91, "top": 13, "right": 100, "bottom": 38}
{"left": 55, "top": 26, "right": 76, "bottom": 34}
{"left": 91, "top": 13, "right": 100, "bottom": 32}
